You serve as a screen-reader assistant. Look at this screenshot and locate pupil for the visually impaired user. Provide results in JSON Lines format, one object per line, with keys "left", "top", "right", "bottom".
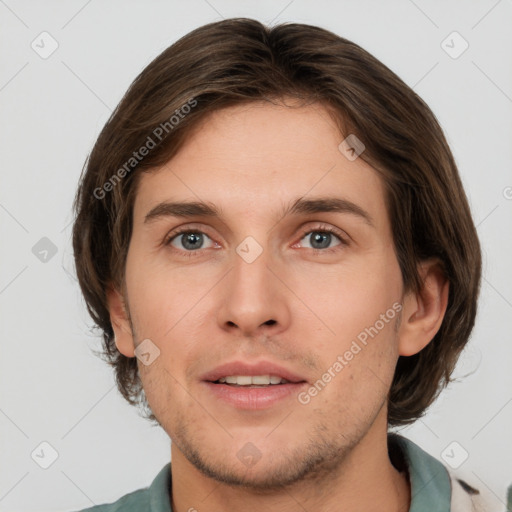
{"left": 183, "top": 233, "right": 203, "bottom": 250}
{"left": 311, "top": 232, "right": 330, "bottom": 249}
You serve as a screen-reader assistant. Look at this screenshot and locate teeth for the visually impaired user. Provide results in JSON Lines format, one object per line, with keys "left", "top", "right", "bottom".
{"left": 252, "top": 375, "right": 271, "bottom": 385}
{"left": 216, "top": 375, "right": 289, "bottom": 385}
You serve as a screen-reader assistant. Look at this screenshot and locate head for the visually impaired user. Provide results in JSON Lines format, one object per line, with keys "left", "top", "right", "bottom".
{"left": 73, "top": 18, "right": 481, "bottom": 488}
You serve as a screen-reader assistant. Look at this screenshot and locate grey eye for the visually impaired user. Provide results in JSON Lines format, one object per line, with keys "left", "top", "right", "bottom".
{"left": 300, "top": 231, "right": 341, "bottom": 250}
{"left": 170, "top": 232, "right": 214, "bottom": 251}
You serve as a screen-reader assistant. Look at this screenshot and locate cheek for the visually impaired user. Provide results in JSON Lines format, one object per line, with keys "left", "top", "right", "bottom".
{"left": 287, "top": 253, "right": 402, "bottom": 351}
{"left": 125, "top": 271, "right": 215, "bottom": 386}
{"left": 125, "top": 251, "right": 205, "bottom": 337}
{"left": 300, "top": 321, "right": 399, "bottom": 423}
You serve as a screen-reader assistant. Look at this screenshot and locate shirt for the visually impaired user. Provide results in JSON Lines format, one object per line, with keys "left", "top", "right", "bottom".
{"left": 70, "top": 434, "right": 505, "bottom": 512}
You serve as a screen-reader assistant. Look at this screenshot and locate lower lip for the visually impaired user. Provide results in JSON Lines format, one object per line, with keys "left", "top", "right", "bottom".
{"left": 202, "top": 381, "right": 307, "bottom": 410}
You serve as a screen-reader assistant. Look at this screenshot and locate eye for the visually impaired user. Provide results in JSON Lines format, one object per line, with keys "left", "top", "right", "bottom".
{"left": 297, "top": 227, "right": 346, "bottom": 252}
{"left": 164, "top": 229, "right": 216, "bottom": 252}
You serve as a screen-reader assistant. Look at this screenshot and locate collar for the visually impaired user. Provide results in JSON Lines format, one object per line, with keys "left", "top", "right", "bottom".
{"left": 389, "top": 433, "right": 452, "bottom": 511}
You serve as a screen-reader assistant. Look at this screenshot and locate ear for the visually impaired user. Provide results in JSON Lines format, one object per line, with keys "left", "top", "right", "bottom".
{"left": 398, "top": 259, "right": 449, "bottom": 357}
{"left": 106, "top": 285, "right": 135, "bottom": 358}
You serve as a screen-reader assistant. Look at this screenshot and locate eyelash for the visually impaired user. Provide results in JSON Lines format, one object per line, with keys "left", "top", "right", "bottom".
{"left": 163, "top": 224, "right": 349, "bottom": 258}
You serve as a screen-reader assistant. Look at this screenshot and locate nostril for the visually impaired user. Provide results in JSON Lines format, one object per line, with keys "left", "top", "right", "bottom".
{"left": 264, "top": 319, "right": 277, "bottom": 326}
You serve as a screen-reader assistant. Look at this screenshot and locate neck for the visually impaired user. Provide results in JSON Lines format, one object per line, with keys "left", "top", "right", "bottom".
{"left": 169, "top": 414, "right": 411, "bottom": 512}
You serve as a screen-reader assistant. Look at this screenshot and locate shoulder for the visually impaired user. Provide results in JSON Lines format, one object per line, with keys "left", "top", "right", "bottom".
{"left": 70, "top": 488, "right": 150, "bottom": 512}
{"left": 389, "top": 434, "right": 505, "bottom": 512}
{"left": 68, "top": 489, "right": 149, "bottom": 512}
{"left": 67, "top": 462, "right": 172, "bottom": 512}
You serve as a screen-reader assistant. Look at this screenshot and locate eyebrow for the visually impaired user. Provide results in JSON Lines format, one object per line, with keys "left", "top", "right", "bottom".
{"left": 144, "top": 197, "right": 374, "bottom": 227}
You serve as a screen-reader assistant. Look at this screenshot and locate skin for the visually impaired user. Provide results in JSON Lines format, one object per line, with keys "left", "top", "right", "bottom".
{"left": 108, "top": 99, "right": 449, "bottom": 512}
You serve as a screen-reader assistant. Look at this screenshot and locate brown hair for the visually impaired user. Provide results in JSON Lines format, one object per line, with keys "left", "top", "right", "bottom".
{"left": 72, "top": 18, "right": 481, "bottom": 427}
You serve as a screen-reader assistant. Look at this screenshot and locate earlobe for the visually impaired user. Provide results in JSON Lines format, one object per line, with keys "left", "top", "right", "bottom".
{"left": 398, "top": 260, "right": 449, "bottom": 357}
{"left": 106, "top": 285, "right": 136, "bottom": 358}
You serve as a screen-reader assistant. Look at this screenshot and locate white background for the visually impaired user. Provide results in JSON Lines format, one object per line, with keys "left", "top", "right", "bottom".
{"left": 1, "top": 1, "right": 511, "bottom": 511}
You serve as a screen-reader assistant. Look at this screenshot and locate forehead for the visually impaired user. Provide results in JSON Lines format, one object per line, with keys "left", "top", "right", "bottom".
{"left": 132, "top": 100, "right": 388, "bottom": 228}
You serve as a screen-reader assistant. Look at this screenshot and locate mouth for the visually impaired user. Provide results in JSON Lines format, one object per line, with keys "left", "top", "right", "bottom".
{"left": 212, "top": 375, "right": 292, "bottom": 387}
{"left": 201, "top": 362, "right": 308, "bottom": 410}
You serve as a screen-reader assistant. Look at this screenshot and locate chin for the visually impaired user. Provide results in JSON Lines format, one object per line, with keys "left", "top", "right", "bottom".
{"left": 177, "top": 433, "right": 350, "bottom": 492}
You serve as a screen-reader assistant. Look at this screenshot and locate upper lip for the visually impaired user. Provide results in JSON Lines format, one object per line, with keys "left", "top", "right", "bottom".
{"left": 201, "top": 361, "right": 307, "bottom": 383}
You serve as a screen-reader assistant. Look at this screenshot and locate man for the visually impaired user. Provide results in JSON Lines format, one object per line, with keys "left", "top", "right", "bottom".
{"left": 71, "top": 18, "right": 502, "bottom": 512}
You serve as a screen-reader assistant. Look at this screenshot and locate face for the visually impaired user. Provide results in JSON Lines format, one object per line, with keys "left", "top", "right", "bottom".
{"left": 115, "top": 99, "right": 407, "bottom": 488}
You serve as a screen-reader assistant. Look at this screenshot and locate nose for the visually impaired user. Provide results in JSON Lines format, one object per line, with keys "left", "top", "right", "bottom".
{"left": 217, "top": 243, "right": 291, "bottom": 338}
